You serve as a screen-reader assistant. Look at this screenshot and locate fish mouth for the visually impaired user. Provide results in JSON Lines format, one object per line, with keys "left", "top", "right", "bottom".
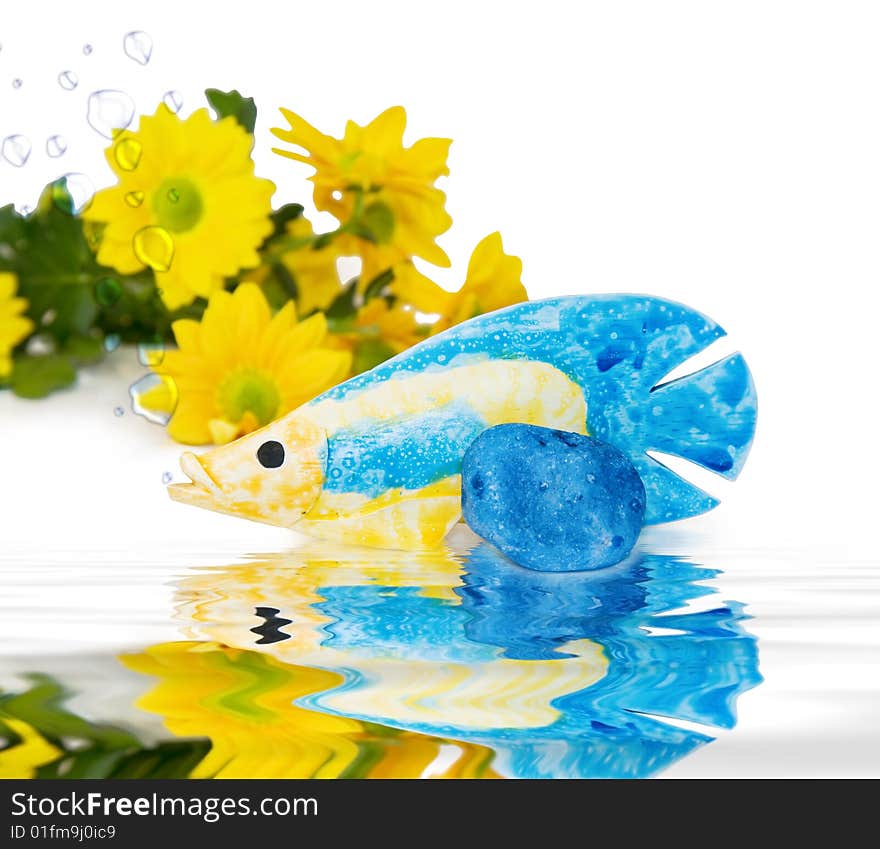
{"left": 167, "top": 451, "right": 222, "bottom": 509}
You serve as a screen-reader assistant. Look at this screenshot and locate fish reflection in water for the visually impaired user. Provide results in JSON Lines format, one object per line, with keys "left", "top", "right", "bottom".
{"left": 157, "top": 540, "right": 761, "bottom": 779}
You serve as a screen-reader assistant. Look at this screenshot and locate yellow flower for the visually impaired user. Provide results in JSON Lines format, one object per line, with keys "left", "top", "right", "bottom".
{"left": 0, "top": 273, "right": 34, "bottom": 378}
{"left": 121, "top": 642, "right": 363, "bottom": 779}
{"left": 0, "top": 717, "right": 61, "bottom": 778}
{"left": 120, "top": 641, "right": 500, "bottom": 778}
{"left": 83, "top": 104, "right": 275, "bottom": 310}
{"left": 276, "top": 215, "right": 346, "bottom": 315}
{"left": 141, "top": 283, "right": 351, "bottom": 445}
{"left": 271, "top": 106, "right": 452, "bottom": 277}
{"left": 394, "top": 232, "right": 527, "bottom": 334}
{"left": 329, "top": 298, "right": 427, "bottom": 375}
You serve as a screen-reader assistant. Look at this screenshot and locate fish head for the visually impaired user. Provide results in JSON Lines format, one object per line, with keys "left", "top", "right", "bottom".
{"left": 167, "top": 413, "right": 327, "bottom": 528}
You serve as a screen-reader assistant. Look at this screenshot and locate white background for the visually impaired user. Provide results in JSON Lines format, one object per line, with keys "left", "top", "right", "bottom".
{"left": 1, "top": 1, "right": 879, "bottom": 777}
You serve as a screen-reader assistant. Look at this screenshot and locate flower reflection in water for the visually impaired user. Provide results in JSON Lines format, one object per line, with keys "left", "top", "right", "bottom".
{"left": 0, "top": 540, "right": 760, "bottom": 779}
{"left": 161, "top": 540, "right": 761, "bottom": 778}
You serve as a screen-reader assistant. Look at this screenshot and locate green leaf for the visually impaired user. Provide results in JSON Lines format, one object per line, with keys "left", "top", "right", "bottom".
{"left": 205, "top": 88, "right": 257, "bottom": 133}
{"left": 64, "top": 334, "right": 105, "bottom": 365}
{"left": 0, "top": 674, "right": 138, "bottom": 749}
{"left": 326, "top": 279, "right": 359, "bottom": 320}
{"left": 358, "top": 201, "right": 395, "bottom": 244}
{"left": 270, "top": 203, "right": 304, "bottom": 239}
{"left": 363, "top": 268, "right": 394, "bottom": 302}
{"left": 10, "top": 355, "right": 76, "bottom": 399}
{"left": 1, "top": 185, "right": 104, "bottom": 342}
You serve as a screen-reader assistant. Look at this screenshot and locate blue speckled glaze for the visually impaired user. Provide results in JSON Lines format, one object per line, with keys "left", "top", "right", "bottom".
{"left": 301, "top": 544, "right": 763, "bottom": 778}
{"left": 462, "top": 425, "right": 646, "bottom": 571}
{"left": 325, "top": 403, "right": 486, "bottom": 500}
{"left": 309, "top": 295, "right": 758, "bottom": 524}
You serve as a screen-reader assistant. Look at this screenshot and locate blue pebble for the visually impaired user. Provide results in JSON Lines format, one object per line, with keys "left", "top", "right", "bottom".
{"left": 461, "top": 424, "right": 646, "bottom": 572}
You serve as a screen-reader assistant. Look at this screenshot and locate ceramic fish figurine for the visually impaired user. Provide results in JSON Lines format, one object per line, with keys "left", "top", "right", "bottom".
{"left": 168, "top": 295, "right": 757, "bottom": 548}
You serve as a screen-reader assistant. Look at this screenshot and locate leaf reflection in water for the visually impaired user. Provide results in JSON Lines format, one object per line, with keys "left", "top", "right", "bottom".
{"left": 0, "top": 539, "right": 760, "bottom": 779}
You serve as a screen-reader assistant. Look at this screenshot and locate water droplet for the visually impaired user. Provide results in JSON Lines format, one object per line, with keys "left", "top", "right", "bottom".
{"left": 137, "top": 339, "right": 165, "bottom": 367}
{"left": 104, "top": 333, "right": 121, "bottom": 352}
{"left": 2, "top": 135, "right": 31, "bottom": 167}
{"left": 130, "top": 373, "right": 178, "bottom": 425}
{"left": 113, "top": 137, "right": 142, "bottom": 170}
{"left": 51, "top": 173, "right": 94, "bottom": 215}
{"left": 123, "top": 31, "right": 152, "bottom": 65}
{"left": 133, "top": 226, "right": 174, "bottom": 272}
{"left": 161, "top": 471, "right": 173, "bottom": 485}
{"left": 82, "top": 44, "right": 93, "bottom": 56}
{"left": 113, "top": 406, "right": 125, "bottom": 417}
{"left": 86, "top": 89, "right": 135, "bottom": 139}
{"left": 167, "top": 187, "right": 179, "bottom": 203}
{"left": 45, "top": 134, "right": 68, "bottom": 158}
{"left": 162, "top": 90, "right": 183, "bottom": 114}
{"left": 11, "top": 78, "right": 22, "bottom": 89}
{"left": 57, "top": 70, "right": 78, "bottom": 91}
{"left": 124, "top": 190, "right": 145, "bottom": 208}
{"left": 94, "top": 277, "right": 122, "bottom": 306}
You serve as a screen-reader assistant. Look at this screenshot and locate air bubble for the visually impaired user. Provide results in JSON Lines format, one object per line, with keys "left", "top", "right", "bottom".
{"left": 113, "top": 137, "right": 142, "bottom": 171}
{"left": 51, "top": 173, "right": 94, "bottom": 215}
{"left": 113, "top": 406, "right": 125, "bottom": 417}
{"left": 137, "top": 339, "right": 165, "bottom": 367}
{"left": 11, "top": 78, "right": 22, "bottom": 89}
{"left": 57, "top": 70, "right": 78, "bottom": 91}
{"left": 104, "top": 334, "right": 121, "bottom": 352}
{"left": 45, "top": 134, "right": 68, "bottom": 158}
{"left": 82, "top": 44, "right": 93, "bottom": 55}
{"left": 167, "top": 188, "right": 179, "bottom": 203}
{"left": 86, "top": 89, "right": 135, "bottom": 139}
{"left": 161, "top": 471, "right": 173, "bottom": 485}
{"left": 130, "top": 373, "right": 178, "bottom": 425}
{"left": 2, "top": 135, "right": 31, "bottom": 167}
{"left": 133, "top": 226, "right": 174, "bottom": 272}
{"left": 123, "top": 31, "right": 152, "bottom": 65}
{"left": 94, "top": 277, "right": 122, "bottom": 306}
{"left": 124, "top": 190, "right": 145, "bottom": 208}
{"left": 162, "top": 90, "right": 183, "bottom": 114}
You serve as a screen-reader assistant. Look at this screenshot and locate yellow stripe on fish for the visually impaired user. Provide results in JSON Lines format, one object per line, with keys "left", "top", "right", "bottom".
{"left": 170, "top": 359, "right": 586, "bottom": 548}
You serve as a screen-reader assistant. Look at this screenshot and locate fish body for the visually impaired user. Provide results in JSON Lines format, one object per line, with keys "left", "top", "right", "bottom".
{"left": 169, "top": 295, "right": 757, "bottom": 549}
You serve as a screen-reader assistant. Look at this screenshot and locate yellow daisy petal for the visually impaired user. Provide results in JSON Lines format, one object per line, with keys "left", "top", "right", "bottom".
{"left": 84, "top": 102, "right": 273, "bottom": 310}
{"left": 150, "top": 284, "right": 351, "bottom": 445}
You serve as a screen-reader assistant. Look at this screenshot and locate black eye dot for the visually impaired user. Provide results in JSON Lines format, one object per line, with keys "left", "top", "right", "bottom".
{"left": 257, "top": 440, "right": 285, "bottom": 469}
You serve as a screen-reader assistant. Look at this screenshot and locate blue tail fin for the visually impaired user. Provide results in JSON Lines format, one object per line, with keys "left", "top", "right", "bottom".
{"left": 322, "top": 295, "right": 758, "bottom": 524}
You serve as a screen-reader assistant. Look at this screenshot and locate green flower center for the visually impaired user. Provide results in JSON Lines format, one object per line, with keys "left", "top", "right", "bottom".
{"left": 217, "top": 368, "right": 281, "bottom": 427}
{"left": 153, "top": 176, "right": 203, "bottom": 233}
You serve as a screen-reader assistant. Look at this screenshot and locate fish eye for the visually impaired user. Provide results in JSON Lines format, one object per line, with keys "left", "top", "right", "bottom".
{"left": 257, "top": 440, "right": 285, "bottom": 469}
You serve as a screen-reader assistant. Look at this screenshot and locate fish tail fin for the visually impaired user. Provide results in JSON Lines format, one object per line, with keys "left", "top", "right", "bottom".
{"left": 460, "top": 296, "right": 758, "bottom": 523}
